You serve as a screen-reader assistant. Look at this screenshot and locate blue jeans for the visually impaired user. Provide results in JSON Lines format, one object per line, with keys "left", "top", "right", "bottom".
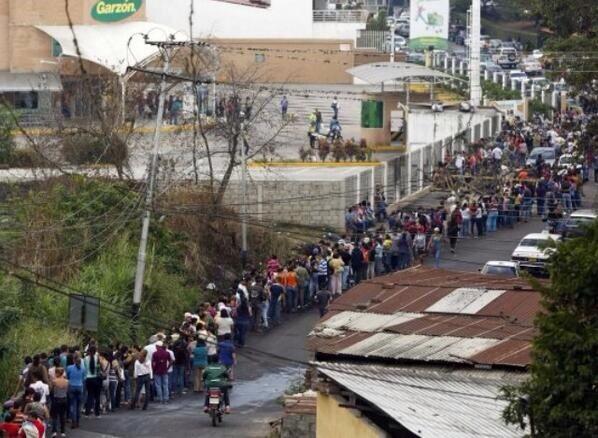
{"left": 235, "top": 317, "right": 250, "bottom": 346}
{"left": 268, "top": 291, "right": 281, "bottom": 323}
{"left": 562, "top": 193, "right": 572, "bottom": 213}
{"left": 285, "top": 287, "right": 297, "bottom": 311}
{"left": 434, "top": 249, "right": 441, "bottom": 268}
{"left": 461, "top": 218, "right": 470, "bottom": 236}
{"left": 487, "top": 211, "right": 498, "bottom": 232}
{"left": 154, "top": 374, "right": 169, "bottom": 402}
{"left": 260, "top": 301, "right": 269, "bottom": 328}
{"left": 172, "top": 365, "right": 185, "bottom": 395}
{"left": 123, "top": 374, "right": 131, "bottom": 402}
{"left": 68, "top": 386, "right": 83, "bottom": 424}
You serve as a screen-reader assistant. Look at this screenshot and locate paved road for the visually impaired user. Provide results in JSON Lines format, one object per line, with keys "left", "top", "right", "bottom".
{"left": 70, "top": 310, "right": 319, "bottom": 438}
{"left": 416, "top": 179, "right": 598, "bottom": 272}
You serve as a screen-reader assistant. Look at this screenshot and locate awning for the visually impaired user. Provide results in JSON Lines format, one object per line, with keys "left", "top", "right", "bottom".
{"left": 317, "top": 362, "right": 526, "bottom": 438}
{"left": 347, "top": 61, "right": 454, "bottom": 84}
{"left": 36, "top": 21, "right": 186, "bottom": 76}
{"left": 0, "top": 72, "right": 62, "bottom": 92}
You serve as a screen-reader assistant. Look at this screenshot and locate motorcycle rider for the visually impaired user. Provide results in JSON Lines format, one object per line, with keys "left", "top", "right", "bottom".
{"left": 203, "top": 356, "right": 231, "bottom": 414}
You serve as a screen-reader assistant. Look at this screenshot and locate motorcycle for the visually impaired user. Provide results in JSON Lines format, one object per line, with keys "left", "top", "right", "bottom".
{"left": 207, "top": 387, "right": 224, "bottom": 427}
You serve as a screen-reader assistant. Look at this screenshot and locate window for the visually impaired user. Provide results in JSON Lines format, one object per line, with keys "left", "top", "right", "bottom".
{"left": 52, "top": 39, "right": 63, "bottom": 57}
{"left": 255, "top": 53, "right": 266, "bottom": 63}
{"left": 1, "top": 92, "right": 39, "bottom": 110}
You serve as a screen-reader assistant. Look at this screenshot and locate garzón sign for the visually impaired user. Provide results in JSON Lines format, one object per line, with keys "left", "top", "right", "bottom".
{"left": 91, "top": 0, "right": 143, "bottom": 22}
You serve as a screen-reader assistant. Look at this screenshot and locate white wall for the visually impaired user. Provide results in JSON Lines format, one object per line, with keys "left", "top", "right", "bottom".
{"left": 312, "top": 22, "right": 366, "bottom": 42}
{"left": 147, "top": 0, "right": 313, "bottom": 39}
{"left": 407, "top": 109, "right": 497, "bottom": 151}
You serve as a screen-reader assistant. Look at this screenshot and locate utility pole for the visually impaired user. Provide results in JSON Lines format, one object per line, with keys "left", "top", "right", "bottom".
{"left": 386, "top": 16, "right": 397, "bottom": 63}
{"left": 469, "top": 0, "right": 482, "bottom": 106}
{"left": 240, "top": 121, "right": 248, "bottom": 269}
{"left": 132, "top": 37, "right": 173, "bottom": 318}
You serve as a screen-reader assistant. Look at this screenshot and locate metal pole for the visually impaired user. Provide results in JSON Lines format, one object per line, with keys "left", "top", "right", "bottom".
{"left": 133, "top": 49, "right": 170, "bottom": 307}
{"left": 240, "top": 123, "right": 248, "bottom": 268}
{"left": 469, "top": 0, "right": 482, "bottom": 105}
{"left": 390, "top": 23, "right": 396, "bottom": 63}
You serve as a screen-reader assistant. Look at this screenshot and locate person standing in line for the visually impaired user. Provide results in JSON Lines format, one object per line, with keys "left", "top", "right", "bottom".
{"left": 280, "top": 96, "right": 288, "bottom": 119}
{"left": 83, "top": 346, "right": 101, "bottom": 418}
{"left": 50, "top": 368, "right": 68, "bottom": 437}
{"left": 268, "top": 276, "right": 284, "bottom": 325}
{"left": 66, "top": 354, "right": 85, "bottom": 429}
{"left": 331, "top": 96, "right": 340, "bottom": 119}
{"left": 131, "top": 350, "right": 152, "bottom": 411}
{"left": 428, "top": 227, "right": 443, "bottom": 268}
{"left": 314, "top": 109, "right": 322, "bottom": 133}
{"left": 191, "top": 339, "right": 208, "bottom": 393}
{"left": 152, "top": 341, "right": 172, "bottom": 404}
{"left": 328, "top": 253, "right": 344, "bottom": 297}
{"left": 447, "top": 209, "right": 461, "bottom": 254}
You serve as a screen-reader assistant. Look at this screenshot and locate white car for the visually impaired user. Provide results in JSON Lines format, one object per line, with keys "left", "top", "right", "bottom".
{"left": 557, "top": 153, "right": 583, "bottom": 171}
{"left": 511, "top": 231, "right": 561, "bottom": 275}
{"left": 509, "top": 70, "right": 529, "bottom": 84}
{"left": 481, "top": 261, "right": 520, "bottom": 278}
{"left": 563, "top": 209, "right": 597, "bottom": 239}
{"left": 526, "top": 147, "right": 557, "bottom": 167}
{"left": 521, "top": 58, "right": 543, "bottom": 76}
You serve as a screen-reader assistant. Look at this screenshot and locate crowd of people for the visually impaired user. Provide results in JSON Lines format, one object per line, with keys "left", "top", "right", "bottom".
{"left": 2, "top": 108, "right": 595, "bottom": 437}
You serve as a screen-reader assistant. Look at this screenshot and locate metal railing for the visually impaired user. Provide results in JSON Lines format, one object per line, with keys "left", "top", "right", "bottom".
{"left": 312, "top": 9, "right": 369, "bottom": 23}
{"left": 356, "top": 30, "right": 389, "bottom": 52}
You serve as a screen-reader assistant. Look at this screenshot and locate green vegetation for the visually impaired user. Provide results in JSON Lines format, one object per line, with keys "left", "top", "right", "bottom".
{"left": 528, "top": 0, "right": 598, "bottom": 93}
{"left": 528, "top": 99, "right": 553, "bottom": 118}
{"left": 0, "top": 176, "right": 298, "bottom": 401}
{"left": 0, "top": 107, "right": 16, "bottom": 166}
{"left": 502, "top": 221, "right": 598, "bottom": 436}
{"left": 482, "top": 80, "right": 521, "bottom": 101}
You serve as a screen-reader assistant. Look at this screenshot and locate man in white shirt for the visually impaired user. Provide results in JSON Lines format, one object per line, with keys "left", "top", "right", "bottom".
{"left": 29, "top": 376, "right": 50, "bottom": 405}
{"left": 454, "top": 153, "right": 465, "bottom": 174}
{"left": 492, "top": 145, "right": 503, "bottom": 161}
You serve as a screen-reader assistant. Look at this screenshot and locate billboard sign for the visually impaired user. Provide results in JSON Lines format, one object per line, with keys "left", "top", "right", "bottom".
{"left": 91, "top": 0, "right": 143, "bottom": 22}
{"left": 409, "top": 0, "right": 449, "bottom": 50}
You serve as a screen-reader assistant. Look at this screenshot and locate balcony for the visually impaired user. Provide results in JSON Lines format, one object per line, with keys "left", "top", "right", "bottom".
{"left": 312, "top": 9, "right": 370, "bottom": 23}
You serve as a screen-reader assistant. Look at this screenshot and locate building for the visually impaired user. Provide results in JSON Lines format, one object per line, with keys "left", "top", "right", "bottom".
{"left": 308, "top": 266, "right": 537, "bottom": 437}
{"left": 0, "top": 0, "right": 384, "bottom": 123}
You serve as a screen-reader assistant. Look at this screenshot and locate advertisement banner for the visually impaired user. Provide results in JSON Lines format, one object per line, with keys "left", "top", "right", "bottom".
{"left": 409, "top": 0, "right": 449, "bottom": 50}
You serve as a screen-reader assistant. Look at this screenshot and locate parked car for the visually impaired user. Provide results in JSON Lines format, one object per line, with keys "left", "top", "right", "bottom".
{"left": 480, "top": 60, "right": 502, "bottom": 73}
{"left": 521, "top": 57, "right": 543, "bottom": 76}
{"left": 557, "top": 153, "right": 583, "bottom": 171}
{"left": 526, "top": 147, "right": 557, "bottom": 167}
{"left": 529, "top": 77, "right": 550, "bottom": 91}
{"left": 407, "top": 51, "right": 425, "bottom": 64}
{"left": 562, "top": 210, "right": 597, "bottom": 239}
{"left": 509, "top": 70, "right": 529, "bottom": 85}
{"left": 480, "top": 261, "right": 520, "bottom": 278}
{"left": 511, "top": 231, "right": 561, "bottom": 275}
{"left": 494, "top": 47, "right": 519, "bottom": 69}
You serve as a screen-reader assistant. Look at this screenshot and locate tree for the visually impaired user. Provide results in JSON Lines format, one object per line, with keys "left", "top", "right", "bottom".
{"left": 527, "top": 0, "right": 598, "bottom": 94}
{"left": 502, "top": 221, "right": 598, "bottom": 437}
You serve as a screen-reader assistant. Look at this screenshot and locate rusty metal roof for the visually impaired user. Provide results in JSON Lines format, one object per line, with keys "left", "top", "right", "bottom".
{"left": 309, "top": 266, "right": 542, "bottom": 368}
{"left": 316, "top": 362, "right": 527, "bottom": 438}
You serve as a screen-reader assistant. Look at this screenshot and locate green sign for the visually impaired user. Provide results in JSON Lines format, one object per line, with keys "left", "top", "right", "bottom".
{"left": 361, "top": 101, "right": 383, "bottom": 129}
{"left": 91, "top": 0, "right": 142, "bottom": 22}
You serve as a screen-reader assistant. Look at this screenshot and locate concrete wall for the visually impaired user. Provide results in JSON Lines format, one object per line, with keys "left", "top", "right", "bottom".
{"left": 222, "top": 179, "right": 347, "bottom": 230}
{"left": 407, "top": 110, "right": 498, "bottom": 152}
{"left": 215, "top": 39, "right": 355, "bottom": 84}
{"left": 281, "top": 414, "right": 316, "bottom": 438}
{"left": 316, "top": 393, "right": 389, "bottom": 438}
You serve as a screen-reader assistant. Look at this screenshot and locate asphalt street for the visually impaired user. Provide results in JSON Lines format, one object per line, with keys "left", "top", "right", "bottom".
{"left": 70, "top": 310, "right": 319, "bottom": 438}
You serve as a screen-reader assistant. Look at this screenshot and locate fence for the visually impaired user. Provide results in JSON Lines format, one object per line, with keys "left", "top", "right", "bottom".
{"left": 356, "top": 30, "right": 389, "bottom": 52}
{"left": 312, "top": 9, "right": 369, "bottom": 23}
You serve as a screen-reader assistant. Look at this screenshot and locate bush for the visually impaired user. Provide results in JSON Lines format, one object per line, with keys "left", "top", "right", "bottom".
{"left": 482, "top": 80, "right": 521, "bottom": 101}
{"left": 0, "top": 107, "right": 16, "bottom": 165}
{"left": 9, "top": 148, "right": 40, "bottom": 168}
{"left": 62, "top": 133, "right": 111, "bottom": 165}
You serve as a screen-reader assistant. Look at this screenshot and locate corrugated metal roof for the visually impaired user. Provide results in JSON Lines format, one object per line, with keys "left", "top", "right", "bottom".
{"left": 317, "top": 362, "right": 526, "bottom": 438}
{"left": 386, "top": 314, "right": 535, "bottom": 341}
{"left": 425, "top": 288, "right": 507, "bottom": 314}
{"left": 309, "top": 267, "right": 542, "bottom": 368}
{"left": 339, "top": 333, "right": 501, "bottom": 363}
{"left": 321, "top": 310, "right": 423, "bottom": 333}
